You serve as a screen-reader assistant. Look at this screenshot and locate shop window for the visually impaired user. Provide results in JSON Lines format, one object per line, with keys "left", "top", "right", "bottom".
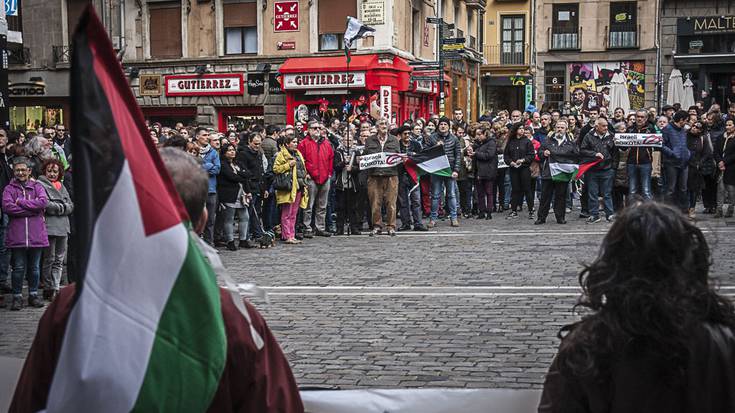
{"left": 10, "top": 106, "right": 64, "bottom": 132}
{"left": 544, "top": 64, "right": 566, "bottom": 111}
{"left": 551, "top": 3, "right": 579, "bottom": 50}
{"left": 223, "top": 0, "right": 257, "bottom": 55}
{"left": 149, "top": 1, "right": 182, "bottom": 58}
{"left": 318, "top": 0, "right": 356, "bottom": 51}
{"left": 608, "top": 2, "right": 637, "bottom": 49}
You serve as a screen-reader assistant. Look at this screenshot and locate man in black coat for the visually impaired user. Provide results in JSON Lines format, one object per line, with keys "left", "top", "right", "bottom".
{"left": 395, "top": 126, "right": 426, "bottom": 231}
{"left": 580, "top": 118, "right": 616, "bottom": 223}
{"left": 237, "top": 133, "right": 266, "bottom": 241}
{"left": 535, "top": 120, "right": 578, "bottom": 225}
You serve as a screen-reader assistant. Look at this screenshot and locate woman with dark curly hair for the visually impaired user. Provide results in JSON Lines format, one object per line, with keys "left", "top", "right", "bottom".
{"left": 539, "top": 201, "right": 735, "bottom": 412}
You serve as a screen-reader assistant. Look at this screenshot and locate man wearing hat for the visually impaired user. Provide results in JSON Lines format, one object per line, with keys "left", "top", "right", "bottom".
{"left": 395, "top": 125, "right": 428, "bottom": 231}
{"left": 426, "top": 116, "right": 462, "bottom": 227}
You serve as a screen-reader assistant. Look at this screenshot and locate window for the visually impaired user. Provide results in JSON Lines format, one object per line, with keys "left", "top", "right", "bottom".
{"left": 608, "top": 2, "right": 637, "bottom": 48}
{"left": 551, "top": 3, "right": 579, "bottom": 50}
{"left": 544, "top": 63, "right": 566, "bottom": 111}
{"left": 501, "top": 15, "right": 525, "bottom": 64}
{"left": 149, "top": 2, "right": 182, "bottom": 58}
{"left": 318, "top": 0, "right": 357, "bottom": 51}
{"left": 223, "top": 0, "right": 257, "bottom": 55}
{"left": 411, "top": 6, "right": 421, "bottom": 56}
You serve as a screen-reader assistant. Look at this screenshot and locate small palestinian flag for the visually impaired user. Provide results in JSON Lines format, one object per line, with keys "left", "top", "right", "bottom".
{"left": 404, "top": 144, "right": 453, "bottom": 184}
{"left": 42, "top": 6, "right": 226, "bottom": 411}
{"left": 576, "top": 158, "right": 604, "bottom": 179}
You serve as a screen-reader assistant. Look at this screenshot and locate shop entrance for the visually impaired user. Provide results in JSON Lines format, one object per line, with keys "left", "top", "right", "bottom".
{"left": 217, "top": 107, "right": 264, "bottom": 132}
{"left": 710, "top": 72, "right": 735, "bottom": 107}
{"left": 484, "top": 85, "right": 524, "bottom": 113}
{"left": 142, "top": 107, "right": 197, "bottom": 128}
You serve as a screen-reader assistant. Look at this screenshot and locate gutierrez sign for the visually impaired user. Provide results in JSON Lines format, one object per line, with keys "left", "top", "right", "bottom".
{"left": 282, "top": 72, "right": 366, "bottom": 90}
{"left": 164, "top": 74, "right": 244, "bottom": 97}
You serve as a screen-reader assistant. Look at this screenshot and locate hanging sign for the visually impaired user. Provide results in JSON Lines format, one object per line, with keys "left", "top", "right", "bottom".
{"left": 380, "top": 85, "right": 392, "bottom": 122}
{"left": 274, "top": 1, "right": 299, "bottom": 32}
{"left": 614, "top": 133, "right": 663, "bottom": 147}
{"left": 247, "top": 73, "right": 265, "bottom": 95}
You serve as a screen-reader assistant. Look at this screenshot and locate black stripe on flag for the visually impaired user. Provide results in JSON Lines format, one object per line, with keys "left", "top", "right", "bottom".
{"left": 68, "top": 7, "right": 126, "bottom": 295}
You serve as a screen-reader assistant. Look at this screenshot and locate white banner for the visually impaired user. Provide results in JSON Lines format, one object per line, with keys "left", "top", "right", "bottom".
{"left": 614, "top": 133, "right": 663, "bottom": 147}
{"left": 358, "top": 152, "right": 405, "bottom": 170}
{"left": 282, "top": 72, "right": 367, "bottom": 90}
{"left": 380, "top": 85, "right": 392, "bottom": 122}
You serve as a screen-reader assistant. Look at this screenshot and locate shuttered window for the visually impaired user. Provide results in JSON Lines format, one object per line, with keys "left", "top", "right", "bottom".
{"left": 318, "top": 0, "right": 356, "bottom": 34}
{"left": 149, "top": 2, "right": 182, "bottom": 58}
{"left": 223, "top": 0, "right": 257, "bottom": 54}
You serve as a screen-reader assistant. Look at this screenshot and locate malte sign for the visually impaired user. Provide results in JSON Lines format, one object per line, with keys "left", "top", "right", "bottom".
{"left": 282, "top": 72, "right": 366, "bottom": 90}
{"left": 165, "top": 74, "right": 244, "bottom": 97}
{"left": 274, "top": 1, "right": 299, "bottom": 32}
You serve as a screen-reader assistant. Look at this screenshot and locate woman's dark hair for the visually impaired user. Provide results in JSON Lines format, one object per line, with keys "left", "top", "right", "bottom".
{"left": 162, "top": 134, "right": 188, "bottom": 150}
{"left": 509, "top": 123, "right": 524, "bottom": 139}
{"left": 556, "top": 202, "right": 735, "bottom": 384}
{"left": 220, "top": 143, "right": 236, "bottom": 158}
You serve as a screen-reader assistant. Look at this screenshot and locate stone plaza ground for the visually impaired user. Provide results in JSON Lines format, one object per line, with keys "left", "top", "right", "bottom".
{"left": 2, "top": 214, "right": 735, "bottom": 390}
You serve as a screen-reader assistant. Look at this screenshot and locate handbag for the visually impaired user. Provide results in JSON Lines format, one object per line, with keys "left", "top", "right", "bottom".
{"left": 529, "top": 161, "right": 541, "bottom": 178}
{"left": 273, "top": 170, "right": 293, "bottom": 191}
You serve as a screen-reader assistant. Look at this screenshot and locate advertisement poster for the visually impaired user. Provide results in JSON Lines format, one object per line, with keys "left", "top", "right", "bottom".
{"left": 567, "top": 61, "right": 645, "bottom": 116}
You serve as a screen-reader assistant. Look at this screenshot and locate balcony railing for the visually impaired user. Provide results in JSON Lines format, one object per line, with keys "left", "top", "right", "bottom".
{"left": 549, "top": 26, "right": 581, "bottom": 50}
{"left": 7, "top": 44, "right": 30, "bottom": 65}
{"left": 483, "top": 43, "right": 530, "bottom": 66}
{"left": 53, "top": 45, "right": 71, "bottom": 65}
{"left": 607, "top": 24, "right": 639, "bottom": 49}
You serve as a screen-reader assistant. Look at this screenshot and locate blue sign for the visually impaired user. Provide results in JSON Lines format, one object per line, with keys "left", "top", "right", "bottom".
{"left": 5, "top": 0, "right": 18, "bottom": 17}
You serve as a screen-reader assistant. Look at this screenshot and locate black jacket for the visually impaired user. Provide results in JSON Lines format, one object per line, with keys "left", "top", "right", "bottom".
{"left": 399, "top": 138, "right": 423, "bottom": 179}
{"left": 426, "top": 132, "right": 462, "bottom": 173}
{"left": 625, "top": 124, "right": 658, "bottom": 165}
{"left": 473, "top": 138, "right": 498, "bottom": 180}
{"left": 539, "top": 133, "right": 579, "bottom": 180}
{"left": 503, "top": 136, "right": 535, "bottom": 167}
{"left": 363, "top": 134, "right": 401, "bottom": 177}
{"left": 236, "top": 145, "right": 265, "bottom": 193}
{"left": 539, "top": 323, "right": 735, "bottom": 413}
{"left": 715, "top": 132, "right": 735, "bottom": 185}
{"left": 580, "top": 129, "right": 616, "bottom": 171}
{"left": 217, "top": 160, "right": 250, "bottom": 204}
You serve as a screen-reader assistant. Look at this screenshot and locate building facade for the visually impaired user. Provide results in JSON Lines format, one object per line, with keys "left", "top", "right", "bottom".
{"left": 534, "top": 0, "right": 657, "bottom": 116}
{"left": 480, "top": 0, "right": 532, "bottom": 114}
{"left": 8, "top": 0, "right": 487, "bottom": 131}
{"left": 660, "top": 0, "right": 735, "bottom": 109}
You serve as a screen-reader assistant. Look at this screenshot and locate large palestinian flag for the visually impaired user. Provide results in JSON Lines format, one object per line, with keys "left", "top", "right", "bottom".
{"left": 44, "top": 7, "right": 226, "bottom": 411}
{"left": 403, "top": 144, "right": 452, "bottom": 184}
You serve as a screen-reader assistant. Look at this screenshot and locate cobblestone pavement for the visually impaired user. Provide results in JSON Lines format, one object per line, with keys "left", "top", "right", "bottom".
{"left": 2, "top": 212, "right": 734, "bottom": 390}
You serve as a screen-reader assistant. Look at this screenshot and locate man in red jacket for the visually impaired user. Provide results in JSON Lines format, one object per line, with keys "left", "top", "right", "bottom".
{"left": 297, "top": 120, "right": 335, "bottom": 237}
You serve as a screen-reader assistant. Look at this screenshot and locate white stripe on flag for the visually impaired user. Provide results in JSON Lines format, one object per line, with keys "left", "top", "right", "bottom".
{"left": 549, "top": 162, "right": 578, "bottom": 175}
{"left": 46, "top": 162, "right": 189, "bottom": 412}
{"left": 419, "top": 156, "right": 451, "bottom": 173}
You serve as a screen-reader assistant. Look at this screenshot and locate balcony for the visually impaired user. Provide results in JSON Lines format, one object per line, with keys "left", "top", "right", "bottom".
{"left": 465, "top": 0, "right": 486, "bottom": 10}
{"left": 53, "top": 46, "right": 71, "bottom": 66}
{"left": 549, "top": 26, "right": 581, "bottom": 50}
{"left": 607, "top": 24, "right": 639, "bottom": 49}
{"left": 7, "top": 44, "right": 30, "bottom": 66}
{"left": 483, "top": 44, "right": 530, "bottom": 66}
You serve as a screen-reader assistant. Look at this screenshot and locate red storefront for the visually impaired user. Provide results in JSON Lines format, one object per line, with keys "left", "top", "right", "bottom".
{"left": 279, "top": 54, "right": 444, "bottom": 125}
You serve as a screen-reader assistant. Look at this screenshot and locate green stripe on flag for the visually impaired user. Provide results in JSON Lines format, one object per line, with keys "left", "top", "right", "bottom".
{"left": 549, "top": 162, "right": 579, "bottom": 183}
{"left": 132, "top": 231, "right": 227, "bottom": 412}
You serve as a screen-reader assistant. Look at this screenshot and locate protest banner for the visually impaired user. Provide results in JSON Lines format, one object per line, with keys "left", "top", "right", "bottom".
{"left": 358, "top": 152, "right": 406, "bottom": 170}
{"left": 614, "top": 133, "right": 663, "bottom": 147}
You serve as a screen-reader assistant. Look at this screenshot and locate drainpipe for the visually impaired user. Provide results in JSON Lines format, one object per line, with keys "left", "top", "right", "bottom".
{"left": 530, "top": 0, "right": 537, "bottom": 108}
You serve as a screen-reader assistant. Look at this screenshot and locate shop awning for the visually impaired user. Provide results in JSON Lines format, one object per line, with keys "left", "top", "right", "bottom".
{"left": 279, "top": 54, "right": 412, "bottom": 74}
{"left": 279, "top": 54, "right": 412, "bottom": 92}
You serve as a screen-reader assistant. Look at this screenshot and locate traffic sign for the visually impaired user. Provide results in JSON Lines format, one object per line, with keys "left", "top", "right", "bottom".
{"left": 409, "top": 61, "right": 440, "bottom": 66}
{"left": 442, "top": 52, "right": 466, "bottom": 60}
{"left": 426, "top": 17, "right": 443, "bottom": 24}
{"left": 411, "top": 70, "right": 441, "bottom": 77}
{"left": 441, "top": 38, "right": 466, "bottom": 45}
{"left": 442, "top": 23, "right": 455, "bottom": 29}
{"left": 411, "top": 76, "right": 442, "bottom": 82}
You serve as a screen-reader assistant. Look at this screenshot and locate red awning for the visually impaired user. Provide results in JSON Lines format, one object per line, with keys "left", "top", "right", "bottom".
{"left": 279, "top": 54, "right": 412, "bottom": 74}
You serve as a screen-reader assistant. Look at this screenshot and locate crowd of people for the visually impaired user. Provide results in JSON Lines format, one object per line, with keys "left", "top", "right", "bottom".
{"left": 1, "top": 100, "right": 734, "bottom": 310}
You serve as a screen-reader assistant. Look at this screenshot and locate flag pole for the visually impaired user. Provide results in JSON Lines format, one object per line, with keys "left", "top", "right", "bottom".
{"left": 345, "top": 18, "right": 352, "bottom": 234}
